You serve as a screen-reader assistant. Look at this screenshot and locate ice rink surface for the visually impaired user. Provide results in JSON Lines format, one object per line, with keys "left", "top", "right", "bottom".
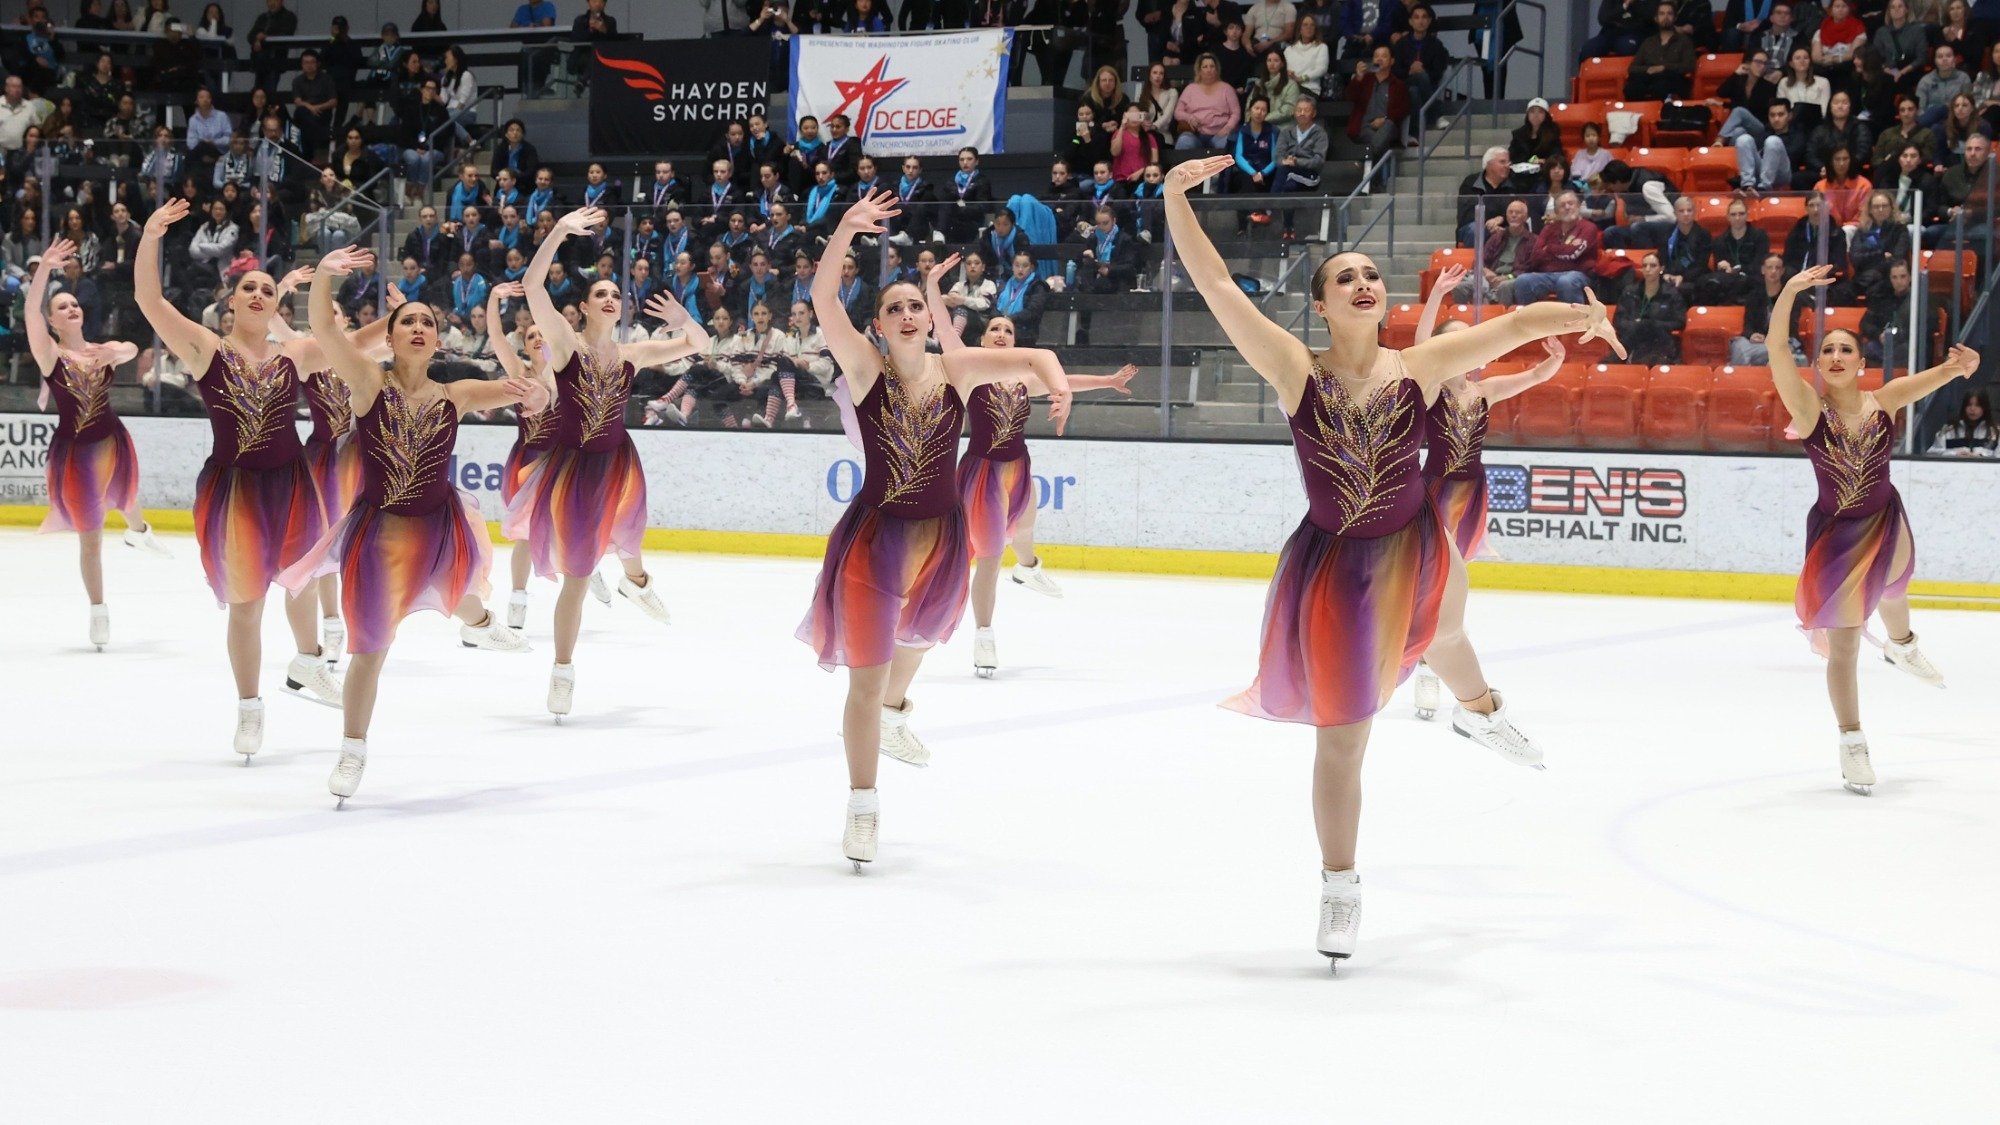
{"left": 0, "top": 528, "right": 1994, "bottom": 1123}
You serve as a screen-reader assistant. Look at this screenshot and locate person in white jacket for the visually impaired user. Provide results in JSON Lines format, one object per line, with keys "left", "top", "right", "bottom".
{"left": 943, "top": 252, "right": 998, "bottom": 339}
{"left": 1284, "top": 13, "right": 1331, "bottom": 90}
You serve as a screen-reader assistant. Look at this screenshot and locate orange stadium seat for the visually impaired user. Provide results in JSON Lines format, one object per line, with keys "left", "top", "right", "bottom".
{"left": 1552, "top": 100, "right": 1608, "bottom": 150}
{"left": 1597, "top": 246, "right": 1641, "bottom": 284}
{"left": 1511, "top": 365, "right": 1590, "bottom": 446}
{"left": 1419, "top": 247, "right": 1477, "bottom": 301}
{"left": 1751, "top": 195, "right": 1806, "bottom": 241}
{"left": 1650, "top": 102, "right": 1720, "bottom": 148}
{"left": 1681, "top": 305, "right": 1745, "bottom": 365}
{"left": 1921, "top": 249, "right": 1977, "bottom": 314}
{"left": 1381, "top": 303, "right": 1425, "bottom": 349}
{"left": 1625, "top": 146, "right": 1688, "bottom": 185}
{"left": 1575, "top": 59, "right": 1631, "bottom": 102}
{"left": 1800, "top": 305, "right": 1866, "bottom": 352}
{"left": 1640, "top": 365, "right": 1714, "bottom": 449}
{"left": 1708, "top": 365, "right": 1777, "bottom": 450}
{"left": 1577, "top": 364, "right": 1650, "bottom": 447}
{"left": 1605, "top": 100, "right": 1664, "bottom": 146}
{"left": 1692, "top": 194, "right": 1736, "bottom": 235}
{"left": 1693, "top": 53, "right": 1743, "bottom": 101}
{"left": 1684, "top": 147, "right": 1739, "bottom": 192}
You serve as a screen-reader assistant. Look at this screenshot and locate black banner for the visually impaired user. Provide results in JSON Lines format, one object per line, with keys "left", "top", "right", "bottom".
{"left": 589, "top": 39, "right": 772, "bottom": 156}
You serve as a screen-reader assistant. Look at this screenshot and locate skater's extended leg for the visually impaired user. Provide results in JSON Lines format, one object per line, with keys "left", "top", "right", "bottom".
{"left": 619, "top": 554, "right": 648, "bottom": 583}
{"left": 553, "top": 575, "right": 589, "bottom": 664}
{"left": 510, "top": 540, "right": 533, "bottom": 591}
{"left": 1825, "top": 625, "right": 1863, "bottom": 731}
{"left": 971, "top": 556, "right": 1001, "bottom": 628}
{"left": 1877, "top": 596, "right": 1913, "bottom": 645}
{"left": 451, "top": 592, "right": 490, "bottom": 625}
{"left": 226, "top": 597, "right": 265, "bottom": 698}
{"left": 343, "top": 650, "right": 388, "bottom": 739}
{"left": 1010, "top": 504, "right": 1041, "bottom": 568}
{"left": 884, "top": 643, "right": 925, "bottom": 710}
{"left": 316, "top": 573, "right": 340, "bottom": 619}
{"left": 77, "top": 528, "right": 105, "bottom": 604}
{"left": 1423, "top": 546, "right": 1494, "bottom": 713}
{"left": 1312, "top": 720, "right": 1371, "bottom": 870}
{"left": 844, "top": 661, "right": 890, "bottom": 790}
{"left": 283, "top": 586, "right": 321, "bottom": 656}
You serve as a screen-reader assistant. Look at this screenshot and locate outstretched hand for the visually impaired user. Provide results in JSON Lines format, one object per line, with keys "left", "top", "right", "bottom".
{"left": 76, "top": 342, "right": 123, "bottom": 369}
{"left": 645, "top": 289, "right": 692, "bottom": 329}
{"left": 499, "top": 374, "right": 538, "bottom": 403}
{"left": 1105, "top": 363, "right": 1139, "bottom": 394}
{"left": 1542, "top": 337, "right": 1566, "bottom": 362}
{"left": 926, "top": 252, "right": 962, "bottom": 289}
{"left": 278, "top": 266, "right": 315, "bottom": 295}
{"left": 384, "top": 280, "right": 407, "bottom": 310}
{"left": 144, "top": 196, "right": 190, "bottom": 237}
{"left": 317, "top": 245, "right": 374, "bottom": 278}
{"left": 1576, "top": 290, "right": 1626, "bottom": 360}
{"left": 1045, "top": 385, "right": 1073, "bottom": 435}
{"left": 38, "top": 237, "right": 75, "bottom": 277}
{"left": 1433, "top": 263, "right": 1468, "bottom": 297}
{"left": 1943, "top": 342, "right": 1981, "bottom": 377}
{"left": 1164, "top": 155, "right": 1233, "bottom": 196}
{"left": 491, "top": 280, "right": 527, "bottom": 301}
{"left": 1782, "top": 264, "right": 1838, "bottom": 296}
{"left": 838, "top": 189, "right": 902, "bottom": 236}
{"left": 557, "top": 206, "right": 608, "bottom": 237}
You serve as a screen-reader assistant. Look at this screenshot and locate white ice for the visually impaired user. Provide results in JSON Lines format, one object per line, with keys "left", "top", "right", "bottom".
{"left": 0, "top": 528, "right": 1994, "bottom": 1123}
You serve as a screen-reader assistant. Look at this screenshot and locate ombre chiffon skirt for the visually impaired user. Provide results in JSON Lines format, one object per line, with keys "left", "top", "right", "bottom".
{"left": 279, "top": 490, "right": 493, "bottom": 655}
{"left": 501, "top": 438, "right": 648, "bottom": 579}
{"left": 39, "top": 427, "right": 139, "bottom": 534}
{"left": 192, "top": 455, "right": 324, "bottom": 606}
{"left": 1223, "top": 505, "right": 1451, "bottom": 728}
{"left": 797, "top": 502, "right": 971, "bottom": 671}
{"left": 1427, "top": 471, "right": 1496, "bottom": 561}
{"left": 304, "top": 433, "right": 364, "bottom": 528}
{"left": 956, "top": 453, "right": 1034, "bottom": 561}
{"left": 1796, "top": 493, "right": 1916, "bottom": 632}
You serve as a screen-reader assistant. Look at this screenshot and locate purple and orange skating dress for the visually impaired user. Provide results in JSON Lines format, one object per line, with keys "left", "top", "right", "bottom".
{"left": 190, "top": 343, "right": 324, "bottom": 606}
{"left": 38, "top": 355, "right": 139, "bottom": 534}
{"left": 798, "top": 356, "right": 972, "bottom": 670}
{"left": 956, "top": 380, "right": 1036, "bottom": 560}
{"left": 1224, "top": 362, "right": 1451, "bottom": 727}
{"left": 1422, "top": 384, "right": 1496, "bottom": 560}
{"left": 502, "top": 350, "right": 648, "bottom": 578}
{"left": 1796, "top": 399, "right": 1914, "bottom": 631}
{"left": 302, "top": 368, "right": 364, "bottom": 528}
{"left": 279, "top": 384, "right": 492, "bottom": 655}
{"left": 501, "top": 396, "right": 557, "bottom": 506}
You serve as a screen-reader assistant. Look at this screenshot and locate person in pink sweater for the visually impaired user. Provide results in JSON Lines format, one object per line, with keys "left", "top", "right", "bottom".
{"left": 1173, "top": 53, "right": 1242, "bottom": 151}
{"left": 1510, "top": 190, "right": 1603, "bottom": 303}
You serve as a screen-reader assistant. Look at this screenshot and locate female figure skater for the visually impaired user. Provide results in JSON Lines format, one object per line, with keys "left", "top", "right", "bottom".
{"left": 485, "top": 281, "right": 561, "bottom": 630}
{"left": 26, "top": 239, "right": 171, "bottom": 650}
{"left": 1768, "top": 264, "right": 1975, "bottom": 795}
{"left": 280, "top": 247, "right": 543, "bottom": 806}
{"left": 1406, "top": 264, "right": 1564, "bottom": 719}
{"left": 135, "top": 197, "right": 346, "bottom": 761}
{"left": 505, "top": 206, "right": 707, "bottom": 720}
{"left": 921, "top": 253, "right": 1137, "bottom": 678}
{"left": 271, "top": 268, "right": 401, "bottom": 664}
{"left": 1164, "top": 154, "right": 1622, "bottom": 967}
{"left": 802, "top": 191, "right": 1073, "bottom": 872}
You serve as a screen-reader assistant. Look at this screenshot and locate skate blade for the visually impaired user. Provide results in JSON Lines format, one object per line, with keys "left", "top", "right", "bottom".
{"left": 553, "top": 714, "right": 567, "bottom": 725}
{"left": 334, "top": 796, "right": 349, "bottom": 810}
{"left": 974, "top": 667, "right": 996, "bottom": 679}
{"left": 1320, "top": 951, "right": 1352, "bottom": 973}
{"left": 239, "top": 754, "right": 254, "bottom": 766}
{"left": 1844, "top": 782, "right": 1873, "bottom": 796}
{"left": 849, "top": 859, "right": 870, "bottom": 873}
{"left": 281, "top": 679, "right": 345, "bottom": 710}
{"left": 1414, "top": 707, "right": 1435, "bottom": 720}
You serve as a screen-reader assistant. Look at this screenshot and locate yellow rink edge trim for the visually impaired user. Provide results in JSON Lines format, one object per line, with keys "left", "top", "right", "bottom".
{"left": 3, "top": 505, "right": 1993, "bottom": 611}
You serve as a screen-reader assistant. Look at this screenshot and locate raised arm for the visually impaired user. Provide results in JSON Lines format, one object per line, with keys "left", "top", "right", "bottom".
{"left": 621, "top": 290, "right": 711, "bottom": 369}
{"left": 486, "top": 281, "right": 531, "bottom": 382}
{"left": 307, "top": 246, "right": 388, "bottom": 414}
{"left": 24, "top": 238, "right": 72, "bottom": 377}
{"left": 133, "top": 196, "right": 221, "bottom": 368}
{"left": 525, "top": 206, "right": 601, "bottom": 369}
{"left": 1401, "top": 295, "right": 1621, "bottom": 393}
{"left": 1413, "top": 263, "right": 1467, "bottom": 344}
{"left": 1162, "top": 154, "right": 1311, "bottom": 403}
{"left": 940, "top": 345, "right": 1074, "bottom": 434}
{"left": 812, "top": 189, "right": 899, "bottom": 397}
{"left": 1875, "top": 343, "right": 1981, "bottom": 415}
{"left": 1021, "top": 362, "right": 1138, "bottom": 398}
{"left": 1472, "top": 339, "right": 1565, "bottom": 403}
{"left": 1767, "top": 264, "right": 1835, "bottom": 432}
{"left": 923, "top": 253, "right": 967, "bottom": 353}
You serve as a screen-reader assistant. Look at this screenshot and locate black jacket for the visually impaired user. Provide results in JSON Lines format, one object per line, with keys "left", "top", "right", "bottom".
{"left": 1711, "top": 225, "right": 1771, "bottom": 275}
{"left": 1658, "top": 221, "right": 1713, "bottom": 284}
{"left": 1784, "top": 216, "right": 1852, "bottom": 274}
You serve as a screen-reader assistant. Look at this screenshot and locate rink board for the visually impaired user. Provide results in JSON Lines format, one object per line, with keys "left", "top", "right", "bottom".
{"left": 1, "top": 415, "right": 1996, "bottom": 598}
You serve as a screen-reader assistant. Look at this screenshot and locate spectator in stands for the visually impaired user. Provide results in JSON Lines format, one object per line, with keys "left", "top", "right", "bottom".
{"left": 1935, "top": 128, "right": 1997, "bottom": 242}
{"left": 401, "top": 204, "right": 448, "bottom": 277}
{"left": 513, "top": 0, "right": 558, "bottom": 26}
{"left": 1885, "top": 141, "right": 1943, "bottom": 225}
{"left": 447, "top": 251, "right": 488, "bottom": 322}
{"left": 1459, "top": 198, "right": 1535, "bottom": 302}
{"left": 1614, "top": 252, "right": 1686, "bottom": 363}
{"left": 1776, "top": 45, "right": 1830, "bottom": 125}
{"left": 1808, "top": 90, "right": 1872, "bottom": 179}
{"left": 821, "top": 114, "right": 861, "bottom": 184}
{"left": 491, "top": 120, "right": 541, "bottom": 184}
{"left": 357, "top": 23, "right": 409, "bottom": 121}
{"left": 491, "top": 167, "right": 523, "bottom": 214}
{"left": 700, "top": 0, "right": 758, "bottom": 34}
{"left": 1937, "top": 93, "right": 1986, "bottom": 165}
{"left": 1272, "top": 97, "right": 1327, "bottom": 239}
{"left": 1733, "top": 99, "right": 1807, "bottom": 194}
{"left": 0, "top": 76, "right": 47, "bottom": 156}
{"left": 844, "top": 0, "right": 893, "bottom": 32}
{"left": 193, "top": 2, "right": 229, "bottom": 38}
{"left": 19, "top": 13, "right": 64, "bottom": 94}
{"left": 1175, "top": 54, "right": 1243, "bottom": 151}
{"left": 396, "top": 78, "right": 451, "bottom": 203}
{"left": 152, "top": 19, "right": 203, "bottom": 93}
{"left": 1530, "top": 158, "right": 1572, "bottom": 220}
{"left": 187, "top": 197, "right": 237, "bottom": 290}
{"left": 696, "top": 157, "right": 743, "bottom": 241}
{"left": 1733, "top": 252, "right": 1791, "bottom": 363}
{"left": 1750, "top": 2, "right": 1798, "bottom": 70}
{"left": 1626, "top": 3, "right": 1695, "bottom": 100}
{"left": 1598, "top": 158, "right": 1676, "bottom": 246}
{"left": 1669, "top": 0, "right": 1716, "bottom": 52}
{"left": 1392, "top": 5, "right": 1449, "bottom": 124}
{"left": 644, "top": 161, "right": 689, "bottom": 215}
{"left": 413, "top": 0, "right": 447, "bottom": 33}
{"left": 1214, "top": 19, "right": 1257, "bottom": 87}
{"left": 1809, "top": 0, "right": 1866, "bottom": 90}
{"left": 1872, "top": 95, "right": 1931, "bottom": 171}
{"left": 1874, "top": 1, "right": 1928, "bottom": 91}
{"left": 438, "top": 46, "right": 479, "bottom": 148}
{"left": 446, "top": 163, "right": 487, "bottom": 222}
{"left": 1783, "top": 192, "right": 1851, "bottom": 279}
{"left": 754, "top": 163, "right": 799, "bottom": 234}
{"left": 710, "top": 119, "right": 751, "bottom": 191}
{"left": 1066, "top": 104, "right": 1114, "bottom": 172}
{"left": 849, "top": 154, "right": 886, "bottom": 205}
{"left": 1286, "top": 14, "right": 1330, "bottom": 91}
{"left": 1582, "top": 0, "right": 1647, "bottom": 59}
{"left": 1512, "top": 189, "right": 1601, "bottom": 303}
{"left": 1815, "top": 145, "right": 1872, "bottom": 228}
{"left": 1510, "top": 98, "right": 1563, "bottom": 166}
{"left": 802, "top": 161, "right": 839, "bottom": 238}
{"left": 1230, "top": 94, "right": 1279, "bottom": 231}
{"left": 991, "top": 249, "right": 1050, "bottom": 342}
{"left": 1693, "top": 197, "right": 1769, "bottom": 304}
{"left": 1111, "top": 104, "right": 1164, "bottom": 184}
{"left": 939, "top": 252, "right": 997, "bottom": 337}
{"left": 1132, "top": 64, "right": 1179, "bottom": 149}
{"left": 1925, "top": 390, "right": 1999, "bottom": 455}
{"left": 525, "top": 167, "right": 562, "bottom": 225}
{"left": 1849, "top": 190, "right": 1911, "bottom": 294}
{"left": 77, "top": 54, "right": 124, "bottom": 132}
{"left": 580, "top": 161, "right": 620, "bottom": 209}
{"left": 1245, "top": 0, "right": 1295, "bottom": 57}
{"left": 1076, "top": 204, "right": 1139, "bottom": 296}
{"left": 1085, "top": 65, "right": 1133, "bottom": 137}
{"left": 1919, "top": 45, "right": 1973, "bottom": 129}
{"left": 289, "top": 50, "right": 339, "bottom": 159}
{"left": 1715, "top": 51, "right": 1777, "bottom": 139}
{"left": 1658, "top": 194, "right": 1712, "bottom": 293}
{"left": 1344, "top": 45, "right": 1407, "bottom": 172}
{"left": 1250, "top": 50, "right": 1306, "bottom": 120}
{"left": 1723, "top": 0, "right": 1777, "bottom": 52}
{"left": 1457, "top": 145, "right": 1515, "bottom": 246}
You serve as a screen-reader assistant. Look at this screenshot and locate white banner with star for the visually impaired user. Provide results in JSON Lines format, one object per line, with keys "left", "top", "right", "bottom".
{"left": 788, "top": 29, "right": 1013, "bottom": 157}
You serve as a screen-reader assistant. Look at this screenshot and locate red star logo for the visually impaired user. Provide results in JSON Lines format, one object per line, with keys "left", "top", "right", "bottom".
{"left": 831, "top": 57, "right": 908, "bottom": 141}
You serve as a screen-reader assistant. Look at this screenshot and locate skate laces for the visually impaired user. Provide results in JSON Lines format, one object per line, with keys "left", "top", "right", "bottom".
{"left": 847, "top": 811, "right": 878, "bottom": 843}
{"left": 335, "top": 752, "right": 364, "bottom": 780}
{"left": 1320, "top": 894, "right": 1359, "bottom": 934}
